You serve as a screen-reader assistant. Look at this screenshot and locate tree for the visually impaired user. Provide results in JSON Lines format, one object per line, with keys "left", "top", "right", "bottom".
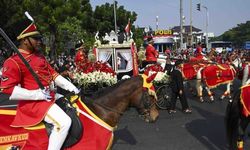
{"left": 214, "top": 21, "right": 250, "bottom": 48}
{"left": 0, "top": 0, "right": 24, "bottom": 41}
{"left": 22, "top": 0, "right": 93, "bottom": 59}
{"left": 92, "top": 1, "right": 137, "bottom": 37}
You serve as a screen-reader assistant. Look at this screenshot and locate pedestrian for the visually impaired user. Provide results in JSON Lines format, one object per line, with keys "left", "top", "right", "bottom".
{"left": 168, "top": 60, "right": 192, "bottom": 114}
{"left": 0, "top": 14, "right": 79, "bottom": 150}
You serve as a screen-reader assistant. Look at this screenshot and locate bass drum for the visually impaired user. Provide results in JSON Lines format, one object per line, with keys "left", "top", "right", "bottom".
{"left": 156, "top": 84, "right": 172, "bottom": 110}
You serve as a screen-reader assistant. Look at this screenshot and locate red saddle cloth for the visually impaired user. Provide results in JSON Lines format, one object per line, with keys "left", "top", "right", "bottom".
{"left": 241, "top": 85, "right": 250, "bottom": 117}
{"left": 202, "top": 64, "right": 236, "bottom": 88}
{"left": 66, "top": 98, "right": 114, "bottom": 150}
{"left": 0, "top": 109, "right": 49, "bottom": 150}
{"left": 0, "top": 99, "right": 114, "bottom": 150}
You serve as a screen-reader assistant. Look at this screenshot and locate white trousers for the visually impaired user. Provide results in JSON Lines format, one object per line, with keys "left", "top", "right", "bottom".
{"left": 44, "top": 103, "right": 72, "bottom": 150}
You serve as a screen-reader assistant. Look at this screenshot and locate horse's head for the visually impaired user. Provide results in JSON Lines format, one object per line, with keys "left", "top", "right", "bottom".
{"left": 135, "top": 89, "right": 159, "bottom": 123}
{"left": 128, "top": 75, "right": 159, "bottom": 123}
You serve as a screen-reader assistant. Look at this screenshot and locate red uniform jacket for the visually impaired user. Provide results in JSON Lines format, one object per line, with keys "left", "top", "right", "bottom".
{"left": 75, "top": 50, "right": 87, "bottom": 65}
{"left": 0, "top": 50, "right": 58, "bottom": 127}
{"left": 145, "top": 44, "right": 158, "bottom": 62}
{"left": 195, "top": 46, "right": 203, "bottom": 59}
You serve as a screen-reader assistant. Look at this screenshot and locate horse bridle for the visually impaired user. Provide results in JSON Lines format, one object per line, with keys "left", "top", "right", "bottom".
{"left": 138, "top": 89, "right": 156, "bottom": 118}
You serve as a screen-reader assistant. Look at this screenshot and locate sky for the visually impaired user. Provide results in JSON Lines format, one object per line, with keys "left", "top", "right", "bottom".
{"left": 90, "top": 0, "right": 250, "bottom": 36}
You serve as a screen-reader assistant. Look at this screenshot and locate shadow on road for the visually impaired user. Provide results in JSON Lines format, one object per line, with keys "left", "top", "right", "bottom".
{"left": 113, "top": 126, "right": 137, "bottom": 146}
{"left": 185, "top": 106, "right": 229, "bottom": 150}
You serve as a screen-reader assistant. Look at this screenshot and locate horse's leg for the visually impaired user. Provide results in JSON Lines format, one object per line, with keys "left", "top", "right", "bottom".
{"left": 196, "top": 69, "right": 204, "bottom": 102}
{"left": 205, "top": 87, "right": 214, "bottom": 102}
{"left": 196, "top": 80, "right": 204, "bottom": 102}
{"left": 220, "top": 83, "right": 231, "bottom": 101}
{"left": 237, "top": 116, "right": 250, "bottom": 150}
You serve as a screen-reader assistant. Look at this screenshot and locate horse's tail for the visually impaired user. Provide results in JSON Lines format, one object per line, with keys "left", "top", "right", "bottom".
{"left": 225, "top": 89, "right": 242, "bottom": 149}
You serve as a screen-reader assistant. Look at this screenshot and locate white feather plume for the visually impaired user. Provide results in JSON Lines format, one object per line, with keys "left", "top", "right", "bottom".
{"left": 25, "top": 11, "right": 34, "bottom": 22}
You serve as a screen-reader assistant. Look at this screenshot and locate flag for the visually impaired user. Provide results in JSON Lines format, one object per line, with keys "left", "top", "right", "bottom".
{"left": 125, "top": 18, "right": 131, "bottom": 34}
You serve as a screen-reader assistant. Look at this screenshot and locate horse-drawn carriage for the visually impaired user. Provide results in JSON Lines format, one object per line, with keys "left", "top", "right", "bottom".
{"left": 93, "top": 31, "right": 138, "bottom": 80}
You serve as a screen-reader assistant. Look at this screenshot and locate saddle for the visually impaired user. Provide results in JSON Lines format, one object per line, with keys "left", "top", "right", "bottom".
{"left": 44, "top": 96, "right": 83, "bottom": 148}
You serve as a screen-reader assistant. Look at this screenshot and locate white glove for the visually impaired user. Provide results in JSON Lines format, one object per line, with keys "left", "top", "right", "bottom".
{"left": 55, "top": 75, "right": 80, "bottom": 94}
{"left": 37, "top": 89, "right": 52, "bottom": 101}
{"left": 9, "top": 86, "right": 52, "bottom": 101}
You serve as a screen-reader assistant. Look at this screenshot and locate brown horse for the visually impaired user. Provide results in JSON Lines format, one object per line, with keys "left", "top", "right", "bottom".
{"left": 81, "top": 75, "right": 159, "bottom": 126}
{"left": 0, "top": 75, "right": 159, "bottom": 150}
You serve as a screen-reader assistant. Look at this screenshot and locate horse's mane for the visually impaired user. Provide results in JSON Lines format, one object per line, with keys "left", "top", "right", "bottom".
{"left": 86, "top": 76, "right": 141, "bottom": 99}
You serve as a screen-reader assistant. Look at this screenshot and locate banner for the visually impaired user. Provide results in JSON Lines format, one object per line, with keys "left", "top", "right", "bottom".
{"left": 131, "top": 42, "right": 139, "bottom": 76}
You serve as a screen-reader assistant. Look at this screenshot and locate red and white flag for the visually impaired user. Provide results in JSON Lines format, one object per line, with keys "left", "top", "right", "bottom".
{"left": 125, "top": 18, "right": 131, "bottom": 34}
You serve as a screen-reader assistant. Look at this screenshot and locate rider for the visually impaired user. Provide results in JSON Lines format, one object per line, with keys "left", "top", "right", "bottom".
{"left": 145, "top": 37, "right": 159, "bottom": 66}
{"left": 74, "top": 39, "right": 88, "bottom": 68}
{"left": 0, "top": 16, "right": 79, "bottom": 150}
{"left": 207, "top": 48, "right": 217, "bottom": 62}
{"left": 195, "top": 42, "right": 204, "bottom": 59}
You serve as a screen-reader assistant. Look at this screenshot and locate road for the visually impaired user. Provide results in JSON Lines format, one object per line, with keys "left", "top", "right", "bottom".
{"left": 112, "top": 80, "right": 250, "bottom": 150}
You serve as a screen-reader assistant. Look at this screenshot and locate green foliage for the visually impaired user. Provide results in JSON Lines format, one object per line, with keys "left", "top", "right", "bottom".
{"left": 0, "top": 0, "right": 140, "bottom": 57}
{"left": 213, "top": 21, "right": 250, "bottom": 48}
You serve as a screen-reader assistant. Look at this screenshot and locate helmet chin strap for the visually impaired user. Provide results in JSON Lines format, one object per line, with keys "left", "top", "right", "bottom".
{"left": 27, "top": 37, "right": 36, "bottom": 52}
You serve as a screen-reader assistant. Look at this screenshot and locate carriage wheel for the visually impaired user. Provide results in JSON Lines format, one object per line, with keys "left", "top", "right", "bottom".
{"left": 156, "top": 85, "right": 171, "bottom": 110}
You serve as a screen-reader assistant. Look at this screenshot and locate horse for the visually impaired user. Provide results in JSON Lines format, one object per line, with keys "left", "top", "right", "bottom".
{"left": 196, "top": 57, "right": 242, "bottom": 102}
{"left": 225, "top": 85, "right": 250, "bottom": 150}
{"left": 241, "top": 62, "right": 250, "bottom": 86}
{"left": 0, "top": 75, "right": 159, "bottom": 150}
{"left": 177, "top": 59, "right": 211, "bottom": 101}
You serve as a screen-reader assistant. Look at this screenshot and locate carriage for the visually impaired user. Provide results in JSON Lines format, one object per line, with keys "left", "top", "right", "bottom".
{"left": 91, "top": 31, "right": 172, "bottom": 109}
{"left": 93, "top": 31, "right": 138, "bottom": 80}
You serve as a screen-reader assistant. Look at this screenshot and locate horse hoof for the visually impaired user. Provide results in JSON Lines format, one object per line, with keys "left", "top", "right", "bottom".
{"left": 199, "top": 98, "right": 204, "bottom": 103}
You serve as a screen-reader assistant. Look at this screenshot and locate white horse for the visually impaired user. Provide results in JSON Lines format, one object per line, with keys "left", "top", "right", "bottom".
{"left": 196, "top": 57, "right": 242, "bottom": 102}
{"left": 242, "top": 62, "right": 250, "bottom": 86}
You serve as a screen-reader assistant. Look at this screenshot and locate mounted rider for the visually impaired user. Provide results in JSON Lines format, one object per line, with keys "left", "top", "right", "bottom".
{"left": 145, "top": 37, "right": 159, "bottom": 66}
{"left": 74, "top": 39, "right": 89, "bottom": 68}
{"left": 0, "top": 13, "right": 79, "bottom": 150}
{"left": 207, "top": 48, "right": 217, "bottom": 62}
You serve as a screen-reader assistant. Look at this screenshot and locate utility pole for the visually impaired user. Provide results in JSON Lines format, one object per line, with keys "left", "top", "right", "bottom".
{"left": 190, "top": 0, "right": 193, "bottom": 47}
{"left": 203, "top": 5, "right": 208, "bottom": 51}
{"left": 156, "top": 16, "right": 159, "bottom": 30}
{"left": 113, "top": 0, "right": 118, "bottom": 34}
{"left": 180, "top": 0, "right": 183, "bottom": 50}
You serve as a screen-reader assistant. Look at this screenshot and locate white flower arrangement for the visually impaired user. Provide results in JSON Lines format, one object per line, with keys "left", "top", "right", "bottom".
{"left": 73, "top": 71, "right": 117, "bottom": 90}
{"left": 153, "top": 71, "right": 170, "bottom": 85}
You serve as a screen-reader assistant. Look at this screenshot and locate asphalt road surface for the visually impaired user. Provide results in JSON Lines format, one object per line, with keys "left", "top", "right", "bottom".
{"left": 112, "top": 80, "right": 250, "bottom": 150}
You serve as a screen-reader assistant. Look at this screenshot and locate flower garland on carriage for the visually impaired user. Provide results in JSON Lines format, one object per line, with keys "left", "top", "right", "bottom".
{"left": 143, "top": 63, "right": 171, "bottom": 87}
{"left": 72, "top": 61, "right": 117, "bottom": 95}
